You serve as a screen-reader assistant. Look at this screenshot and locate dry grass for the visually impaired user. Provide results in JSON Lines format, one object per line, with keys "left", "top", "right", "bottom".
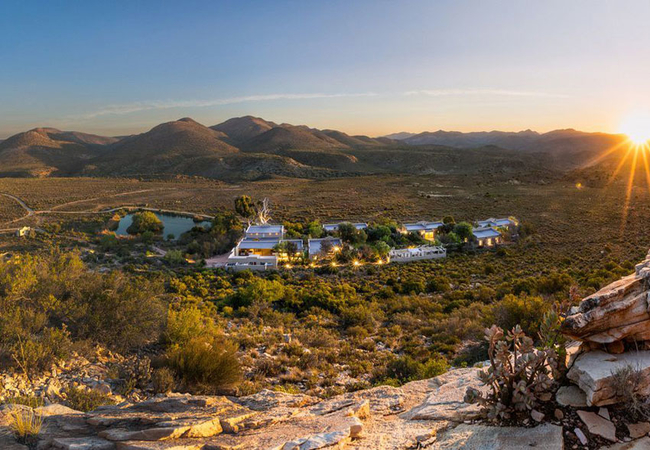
{"left": 6, "top": 406, "right": 43, "bottom": 445}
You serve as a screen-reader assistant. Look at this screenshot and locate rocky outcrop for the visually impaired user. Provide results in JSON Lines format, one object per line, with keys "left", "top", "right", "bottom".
{"left": 567, "top": 350, "right": 650, "bottom": 406}
{"left": 561, "top": 250, "right": 650, "bottom": 344}
{"left": 0, "top": 367, "right": 555, "bottom": 450}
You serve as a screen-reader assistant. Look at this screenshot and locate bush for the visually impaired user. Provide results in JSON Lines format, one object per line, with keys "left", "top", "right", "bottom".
{"left": 10, "top": 327, "right": 72, "bottom": 377}
{"left": 166, "top": 336, "right": 242, "bottom": 394}
{"left": 152, "top": 367, "right": 176, "bottom": 394}
{"left": 65, "top": 387, "right": 115, "bottom": 412}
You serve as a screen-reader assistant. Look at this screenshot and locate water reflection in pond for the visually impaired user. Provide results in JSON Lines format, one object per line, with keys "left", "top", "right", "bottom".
{"left": 115, "top": 212, "right": 211, "bottom": 240}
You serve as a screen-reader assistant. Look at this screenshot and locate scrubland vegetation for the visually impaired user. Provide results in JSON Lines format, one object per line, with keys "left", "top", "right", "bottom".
{"left": 0, "top": 173, "right": 649, "bottom": 399}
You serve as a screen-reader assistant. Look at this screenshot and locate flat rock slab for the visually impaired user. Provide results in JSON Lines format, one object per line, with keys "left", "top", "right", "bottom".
{"left": 402, "top": 368, "right": 485, "bottom": 421}
{"left": 567, "top": 350, "right": 650, "bottom": 406}
{"left": 556, "top": 385, "right": 588, "bottom": 407}
{"left": 605, "top": 436, "right": 650, "bottom": 450}
{"left": 51, "top": 436, "right": 116, "bottom": 450}
{"left": 431, "top": 423, "right": 564, "bottom": 450}
{"left": 578, "top": 410, "right": 617, "bottom": 442}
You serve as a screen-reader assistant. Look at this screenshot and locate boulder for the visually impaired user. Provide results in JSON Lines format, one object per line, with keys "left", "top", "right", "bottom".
{"left": 561, "top": 251, "right": 650, "bottom": 344}
{"left": 431, "top": 423, "right": 564, "bottom": 449}
{"left": 567, "top": 350, "right": 650, "bottom": 406}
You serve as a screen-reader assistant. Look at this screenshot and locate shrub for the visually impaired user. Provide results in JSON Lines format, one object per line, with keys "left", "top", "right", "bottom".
{"left": 464, "top": 325, "right": 557, "bottom": 421}
{"left": 7, "top": 406, "right": 42, "bottom": 445}
{"left": 5, "top": 395, "right": 44, "bottom": 409}
{"left": 488, "top": 294, "right": 548, "bottom": 338}
{"left": 611, "top": 365, "right": 650, "bottom": 421}
{"left": 11, "top": 327, "right": 72, "bottom": 377}
{"left": 152, "top": 367, "right": 176, "bottom": 394}
{"left": 166, "top": 336, "right": 242, "bottom": 394}
{"left": 422, "top": 355, "right": 449, "bottom": 378}
{"left": 65, "top": 387, "right": 115, "bottom": 412}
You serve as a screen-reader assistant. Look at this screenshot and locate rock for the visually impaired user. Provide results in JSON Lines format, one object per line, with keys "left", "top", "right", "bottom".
{"left": 554, "top": 409, "right": 564, "bottom": 420}
{"left": 36, "top": 404, "right": 84, "bottom": 417}
{"left": 431, "top": 423, "right": 563, "bottom": 449}
{"left": 575, "top": 428, "right": 588, "bottom": 446}
{"left": 577, "top": 410, "right": 617, "bottom": 442}
{"left": 628, "top": 422, "right": 650, "bottom": 439}
{"left": 531, "top": 409, "right": 544, "bottom": 422}
{"left": 561, "top": 251, "right": 650, "bottom": 344}
{"left": 100, "top": 427, "right": 191, "bottom": 442}
{"left": 51, "top": 436, "right": 116, "bottom": 449}
{"left": 556, "top": 385, "right": 588, "bottom": 407}
{"left": 605, "top": 436, "right": 650, "bottom": 449}
{"left": 403, "top": 368, "right": 485, "bottom": 421}
{"left": 608, "top": 341, "right": 626, "bottom": 354}
{"left": 568, "top": 350, "right": 650, "bottom": 405}
{"left": 599, "top": 407, "right": 611, "bottom": 420}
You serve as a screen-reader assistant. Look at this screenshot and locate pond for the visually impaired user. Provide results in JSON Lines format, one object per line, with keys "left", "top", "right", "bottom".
{"left": 115, "top": 212, "right": 211, "bottom": 240}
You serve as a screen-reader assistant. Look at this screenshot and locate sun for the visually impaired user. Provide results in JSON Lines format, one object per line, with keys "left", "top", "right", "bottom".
{"left": 619, "top": 112, "right": 650, "bottom": 145}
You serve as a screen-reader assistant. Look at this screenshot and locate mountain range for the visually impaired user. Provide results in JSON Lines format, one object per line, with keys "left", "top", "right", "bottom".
{"left": 0, "top": 116, "right": 632, "bottom": 181}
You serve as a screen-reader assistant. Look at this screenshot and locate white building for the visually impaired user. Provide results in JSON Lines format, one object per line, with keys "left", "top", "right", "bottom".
{"left": 227, "top": 224, "right": 304, "bottom": 271}
{"left": 477, "top": 217, "right": 519, "bottom": 232}
{"left": 323, "top": 222, "right": 368, "bottom": 233}
{"left": 400, "top": 221, "right": 444, "bottom": 241}
{"left": 245, "top": 224, "right": 284, "bottom": 239}
{"left": 389, "top": 245, "right": 446, "bottom": 263}
{"left": 308, "top": 237, "right": 342, "bottom": 260}
{"left": 472, "top": 227, "right": 503, "bottom": 248}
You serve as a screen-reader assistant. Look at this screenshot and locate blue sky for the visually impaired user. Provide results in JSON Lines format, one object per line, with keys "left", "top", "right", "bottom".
{"left": 1, "top": 0, "right": 649, "bottom": 137}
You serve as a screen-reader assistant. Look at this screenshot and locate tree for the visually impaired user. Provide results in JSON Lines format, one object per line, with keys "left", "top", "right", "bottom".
{"left": 339, "top": 223, "right": 367, "bottom": 246}
{"left": 453, "top": 222, "right": 473, "bottom": 242}
{"left": 127, "top": 211, "right": 163, "bottom": 235}
{"left": 234, "top": 196, "right": 256, "bottom": 223}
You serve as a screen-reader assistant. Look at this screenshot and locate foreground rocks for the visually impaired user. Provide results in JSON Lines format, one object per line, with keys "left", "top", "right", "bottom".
{"left": 0, "top": 367, "right": 568, "bottom": 450}
{"left": 562, "top": 249, "right": 650, "bottom": 344}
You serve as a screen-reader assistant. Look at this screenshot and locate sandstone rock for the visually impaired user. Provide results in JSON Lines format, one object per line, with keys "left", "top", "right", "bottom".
{"left": 578, "top": 410, "right": 617, "bottom": 442}
{"left": 628, "top": 422, "right": 650, "bottom": 439}
{"left": 277, "top": 429, "right": 350, "bottom": 450}
{"left": 51, "top": 437, "right": 116, "bottom": 450}
{"left": 431, "top": 423, "right": 563, "bottom": 449}
{"left": 554, "top": 408, "right": 564, "bottom": 420}
{"left": 561, "top": 251, "right": 650, "bottom": 344}
{"left": 568, "top": 350, "right": 650, "bottom": 405}
{"left": 37, "top": 404, "right": 84, "bottom": 417}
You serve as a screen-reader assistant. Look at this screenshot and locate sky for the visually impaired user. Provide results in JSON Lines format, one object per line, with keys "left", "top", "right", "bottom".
{"left": 1, "top": 0, "right": 650, "bottom": 138}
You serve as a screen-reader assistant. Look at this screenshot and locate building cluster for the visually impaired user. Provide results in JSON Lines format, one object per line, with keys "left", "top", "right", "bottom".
{"left": 226, "top": 217, "right": 518, "bottom": 271}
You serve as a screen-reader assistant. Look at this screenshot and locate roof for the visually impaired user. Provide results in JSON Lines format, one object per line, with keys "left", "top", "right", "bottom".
{"left": 246, "top": 224, "right": 284, "bottom": 235}
{"left": 323, "top": 222, "right": 368, "bottom": 231}
{"left": 238, "top": 238, "right": 282, "bottom": 250}
{"left": 308, "top": 238, "right": 342, "bottom": 254}
{"left": 472, "top": 227, "right": 502, "bottom": 239}
{"left": 477, "top": 218, "right": 516, "bottom": 228}
{"left": 403, "top": 221, "right": 444, "bottom": 232}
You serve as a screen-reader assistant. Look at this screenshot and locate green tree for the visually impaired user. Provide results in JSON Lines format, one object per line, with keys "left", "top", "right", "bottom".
{"left": 127, "top": 211, "right": 163, "bottom": 235}
{"left": 234, "top": 195, "right": 256, "bottom": 222}
{"left": 453, "top": 222, "right": 473, "bottom": 242}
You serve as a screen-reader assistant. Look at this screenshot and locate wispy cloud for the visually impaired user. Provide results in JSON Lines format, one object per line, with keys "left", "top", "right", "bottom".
{"left": 73, "top": 92, "right": 378, "bottom": 120}
{"left": 404, "top": 89, "right": 569, "bottom": 98}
